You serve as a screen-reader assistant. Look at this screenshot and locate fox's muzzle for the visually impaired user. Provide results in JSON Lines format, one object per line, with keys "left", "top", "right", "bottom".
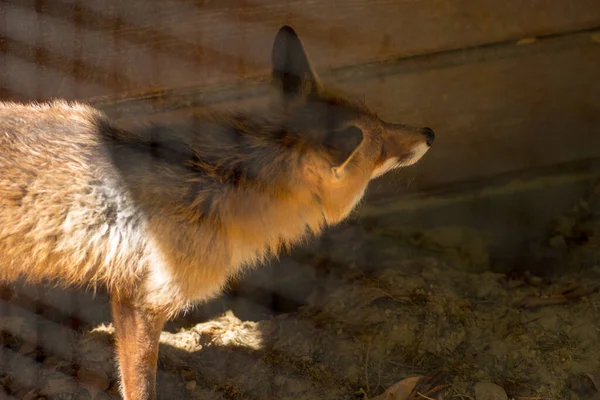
{"left": 421, "top": 127, "right": 435, "bottom": 147}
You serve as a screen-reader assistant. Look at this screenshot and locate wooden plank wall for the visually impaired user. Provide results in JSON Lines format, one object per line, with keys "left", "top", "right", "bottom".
{"left": 1, "top": 0, "right": 600, "bottom": 199}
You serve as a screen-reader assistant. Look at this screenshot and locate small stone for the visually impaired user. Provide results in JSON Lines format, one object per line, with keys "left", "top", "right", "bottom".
{"left": 474, "top": 382, "right": 508, "bottom": 400}
{"left": 529, "top": 276, "right": 543, "bottom": 285}
{"left": 21, "top": 390, "right": 38, "bottom": 400}
{"left": 77, "top": 367, "right": 110, "bottom": 391}
{"left": 18, "top": 342, "right": 37, "bottom": 355}
{"left": 41, "top": 375, "right": 79, "bottom": 396}
{"left": 186, "top": 380, "right": 197, "bottom": 391}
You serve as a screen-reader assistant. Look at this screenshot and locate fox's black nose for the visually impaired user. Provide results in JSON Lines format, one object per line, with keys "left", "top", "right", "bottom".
{"left": 421, "top": 127, "right": 435, "bottom": 146}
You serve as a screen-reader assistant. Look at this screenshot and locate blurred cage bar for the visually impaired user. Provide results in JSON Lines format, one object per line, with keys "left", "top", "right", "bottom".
{"left": 1, "top": 0, "right": 600, "bottom": 399}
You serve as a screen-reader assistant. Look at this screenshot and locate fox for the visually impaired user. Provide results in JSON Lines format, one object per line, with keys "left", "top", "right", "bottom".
{"left": 0, "top": 25, "right": 434, "bottom": 399}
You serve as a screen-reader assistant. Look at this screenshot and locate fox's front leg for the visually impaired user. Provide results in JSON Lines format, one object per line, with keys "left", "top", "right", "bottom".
{"left": 111, "top": 294, "right": 167, "bottom": 400}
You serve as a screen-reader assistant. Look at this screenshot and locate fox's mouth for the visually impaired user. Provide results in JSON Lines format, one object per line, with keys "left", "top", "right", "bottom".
{"left": 398, "top": 142, "right": 431, "bottom": 167}
{"left": 370, "top": 143, "right": 430, "bottom": 180}
{"left": 396, "top": 152, "right": 416, "bottom": 167}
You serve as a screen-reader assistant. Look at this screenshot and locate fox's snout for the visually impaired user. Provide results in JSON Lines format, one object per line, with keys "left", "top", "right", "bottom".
{"left": 421, "top": 127, "right": 436, "bottom": 147}
{"left": 370, "top": 121, "right": 435, "bottom": 174}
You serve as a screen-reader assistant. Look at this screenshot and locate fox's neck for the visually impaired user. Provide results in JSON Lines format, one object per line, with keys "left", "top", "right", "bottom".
{"left": 214, "top": 183, "right": 326, "bottom": 271}
{"left": 112, "top": 114, "right": 327, "bottom": 271}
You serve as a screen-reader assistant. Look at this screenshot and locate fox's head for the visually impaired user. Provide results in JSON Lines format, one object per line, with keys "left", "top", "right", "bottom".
{"left": 270, "top": 25, "right": 435, "bottom": 223}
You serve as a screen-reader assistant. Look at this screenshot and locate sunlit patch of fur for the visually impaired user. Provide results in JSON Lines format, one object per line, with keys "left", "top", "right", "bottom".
{"left": 371, "top": 157, "right": 400, "bottom": 179}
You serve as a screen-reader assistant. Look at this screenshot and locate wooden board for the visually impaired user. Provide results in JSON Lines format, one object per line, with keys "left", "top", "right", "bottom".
{"left": 1, "top": 0, "right": 600, "bottom": 101}
{"left": 354, "top": 33, "right": 600, "bottom": 199}
{"left": 94, "top": 30, "right": 600, "bottom": 200}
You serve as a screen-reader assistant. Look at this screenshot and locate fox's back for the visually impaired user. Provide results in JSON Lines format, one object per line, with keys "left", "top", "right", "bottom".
{"left": 0, "top": 101, "right": 324, "bottom": 313}
{"left": 0, "top": 101, "right": 149, "bottom": 289}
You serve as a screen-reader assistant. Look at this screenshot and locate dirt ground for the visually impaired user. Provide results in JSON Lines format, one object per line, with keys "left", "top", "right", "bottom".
{"left": 3, "top": 181, "right": 600, "bottom": 400}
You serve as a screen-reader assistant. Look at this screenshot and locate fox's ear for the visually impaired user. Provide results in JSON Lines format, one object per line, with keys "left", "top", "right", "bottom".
{"left": 323, "top": 125, "right": 364, "bottom": 170}
{"left": 271, "top": 25, "right": 319, "bottom": 96}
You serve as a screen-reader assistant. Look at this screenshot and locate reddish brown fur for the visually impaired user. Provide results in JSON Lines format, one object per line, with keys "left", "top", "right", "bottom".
{"left": 0, "top": 26, "right": 434, "bottom": 399}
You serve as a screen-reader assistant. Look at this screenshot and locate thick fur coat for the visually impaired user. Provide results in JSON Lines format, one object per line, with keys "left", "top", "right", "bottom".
{"left": 0, "top": 26, "right": 434, "bottom": 400}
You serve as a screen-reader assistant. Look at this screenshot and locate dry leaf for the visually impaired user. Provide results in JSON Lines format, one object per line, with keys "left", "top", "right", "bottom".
{"left": 515, "top": 284, "right": 597, "bottom": 308}
{"left": 561, "top": 284, "right": 598, "bottom": 300}
{"left": 407, "top": 372, "right": 451, "bottom": 400}
{"left": 370, "top": 376, "right": 421, "bottom": 400}
{"left": 371, "top": 374, "right": 450, "bottom": 400}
